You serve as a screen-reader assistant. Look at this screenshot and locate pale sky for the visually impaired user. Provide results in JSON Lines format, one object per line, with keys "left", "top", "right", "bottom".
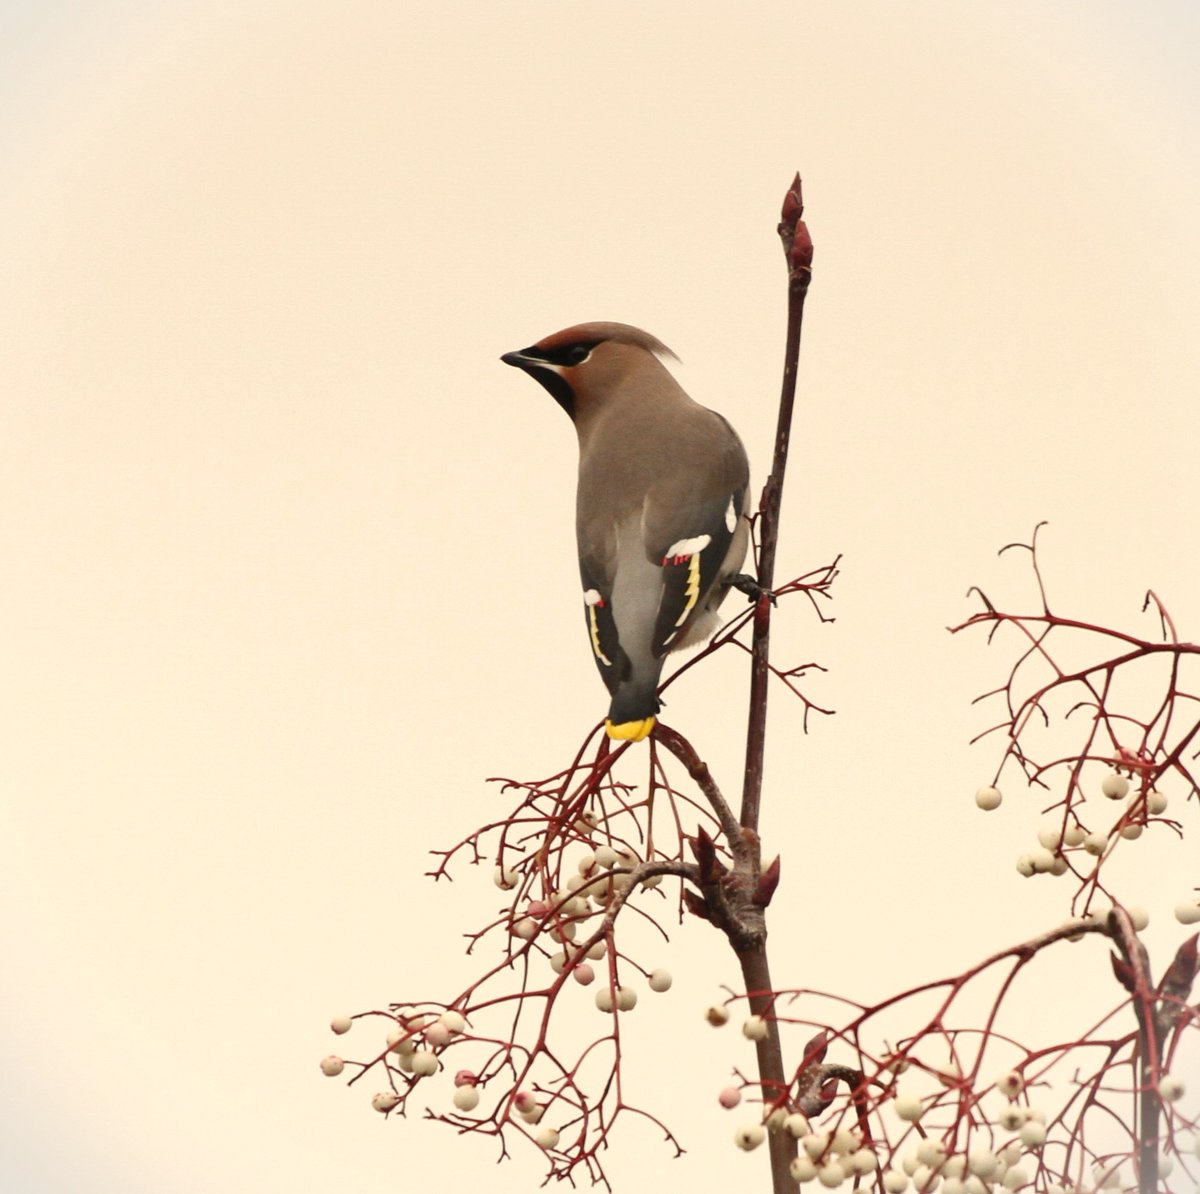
{"left": 2, "top": 3, "right": 1199, "bottom": 1192}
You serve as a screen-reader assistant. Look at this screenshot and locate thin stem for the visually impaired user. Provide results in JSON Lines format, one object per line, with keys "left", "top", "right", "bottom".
{"left": 741, "top": 174, "right": 813, "bottom": 833}
{"left": 739, "top": 942, "right": 797, "bottom": 1193}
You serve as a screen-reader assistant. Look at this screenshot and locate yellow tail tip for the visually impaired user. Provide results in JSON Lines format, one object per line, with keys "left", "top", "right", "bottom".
{"left": 605, "top": 716, "right": 656, "bottom": 742}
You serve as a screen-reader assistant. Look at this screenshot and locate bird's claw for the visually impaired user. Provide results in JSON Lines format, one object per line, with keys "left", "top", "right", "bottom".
{"left": 729, "top": 573, "right": 776, "bottom": 605}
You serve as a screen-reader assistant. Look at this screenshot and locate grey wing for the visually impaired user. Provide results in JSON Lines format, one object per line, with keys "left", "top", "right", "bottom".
{"left": 642, "top": 414, "right": 750, "bottom": 656}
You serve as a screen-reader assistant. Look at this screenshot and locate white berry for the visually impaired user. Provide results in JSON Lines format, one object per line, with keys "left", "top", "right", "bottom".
{"left": 1036, "top": 825, "right": 1062, "bottom": 849}
{"left": 817, "top": 1161, "right": 846, "bottom": 1188}
{"left": 832, "top": 1128, "right": 860, "bottom": 1155}
{"left": 453, "top": 1085, "right": 480, "bottom": 1111}
{"left": 494, "top": 864, "right": 518, "bottom": 889}
{"left": 595, "top": 987, "right": 614, "bottom": 1013}
{"left": 411, "top": 1049, "right": 438, "bottom": 1077}
{"left": 916, "top": 1139, "right": 945, "bottom": 1167}
{"left": 1029, "top": 848, "right": 1056, "bottom": 874}
{"left": 967, "top": 1149, "right": 999, "bottom": 1178}
{"left": 706, "top": 1004, "right": 730, "bottom": 1026}
{"left": 1018, "top": 1120, "right": 1046, "bottom": 1148}
{"left": 330, "top": 1014, "right": 352, "bottom": 1034}
{"left": 1160, "top": 1073, "right": 1185, "bottom": 1101}
{"left": 802, "top": 1131, "right": 830, "bottom": 1159}
{"left": 742, "top": 1014, "right": 769, "bottom": 1040}
{"left": 536, "top": 1126, "right": 559, "bottom": 1150}
{"left": 1174, "top": 899, "right": 1200, "bottom": 925}
{"left": 849, "top": 1148, "right": 878, "bottom": 1174}
{"left": 1146, "top": 789, "right": 1168, "bottom": 815}
{"left": 975, "top": 785, "right": 1002, "bottom": 810}
{"left": 995, "top": 1070, "right": 1024, "bottom": 1096}
{"left": 785, "top": 1113, "right": 811, "bottom": 1137}
{"left": 616, "top": 986, "right": 637, "bottom": 1011}
{"left": 894, "top": 1091, "right": 924, "bottom": 1121}
{"left": 320, "top": 1055, "right": 344, "bottom": 1076}
{"left": 883, "top": 1170, "right": 910, "bottom": 1193}
{"left": 913, "top": 1165, "right": 940, "bottom": 1192}
{"left": 791, "top": 1154, "right": 818, "bottom": 1182}
{"left": 424, "top": 1023, "right": 451, "bottom": 1048}
{"left": 735, "top": 1123, "right": 766, "bottom": 1151}
{"left": 1101, "top": 772, "right": 1130, "bottom": 799}
{"left": 648, "top": 967, "right": 673, "bottom": 992}
{"left": 439, "top": 1009, "right": 466, "bottom": 1034}
{"left": 1002, "top": 1164, "right": 1029, "bottom": 1190}
{"left": 371, "top": 1091, "right": 401, "bottom": 1113}
{"left": 386, "top": 1027, "right": 414, "bottom": 1055}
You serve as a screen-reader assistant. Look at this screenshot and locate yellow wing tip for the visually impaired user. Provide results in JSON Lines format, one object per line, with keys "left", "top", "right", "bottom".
{"left": 605, "top": 716, "right": 656, "bottom": 742}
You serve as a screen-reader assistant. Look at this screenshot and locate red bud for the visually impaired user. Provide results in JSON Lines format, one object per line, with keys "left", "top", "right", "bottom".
{"left": 1110, "top": 952, "right": 1136, "bottom": 995}
{"left": 1159, "top": 933, "right": 1199, "bottom": 1004}
{"left": 802, "top": 1030, "right": 829, "bottom": 1067}
{"left": 791, "top": 221, "right": 814, "bottom": 271}
{"left": 781, "top": 173, "right": 804, "bottom": 226}
{"left": 683, "top": 888, "right": 712, "bottom": 921}
{"left": 752, "top": 855, "right": 781, "bottom": 906}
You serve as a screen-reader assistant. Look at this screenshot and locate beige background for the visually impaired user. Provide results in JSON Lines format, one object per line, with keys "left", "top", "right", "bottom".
{"left": 2, "top": 2, "right": 1198, "bottom": 1191}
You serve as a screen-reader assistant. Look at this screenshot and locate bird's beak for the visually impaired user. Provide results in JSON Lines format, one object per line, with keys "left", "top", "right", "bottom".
{"left": 500, "top": 349, "right": 533, "bottom": 369}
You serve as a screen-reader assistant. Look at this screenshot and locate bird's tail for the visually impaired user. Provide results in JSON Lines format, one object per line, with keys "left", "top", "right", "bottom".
{"left": 605, "top": 684, "right": 660, "bottom": 742}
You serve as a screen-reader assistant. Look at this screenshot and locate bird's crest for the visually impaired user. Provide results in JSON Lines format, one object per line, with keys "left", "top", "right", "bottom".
{"left": 534, "top": 322, "right": 679, "bottom": 364}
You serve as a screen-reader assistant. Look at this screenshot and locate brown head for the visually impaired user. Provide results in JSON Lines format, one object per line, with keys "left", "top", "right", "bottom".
{"left": 500, "top": 322, "right": 679, "bottom": 421}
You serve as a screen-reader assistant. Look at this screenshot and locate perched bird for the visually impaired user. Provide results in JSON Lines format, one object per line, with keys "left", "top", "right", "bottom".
{"left": 501, "top": 322, "right": 751, "bottom": 742}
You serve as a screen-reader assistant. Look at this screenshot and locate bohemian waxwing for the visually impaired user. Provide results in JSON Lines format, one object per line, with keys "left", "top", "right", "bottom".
{"left": 502, "top": 322, "right": 751, "bottom": 742}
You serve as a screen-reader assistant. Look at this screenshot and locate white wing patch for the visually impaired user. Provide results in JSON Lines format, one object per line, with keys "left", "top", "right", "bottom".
{"left": 583, "top": 589, "right": 603, "bottom": 607}
{"left": 664, "top": 533, "right": 712, "bottom": 559}
{"left": 725, "top": 497, "right": 737, "bottom": 532}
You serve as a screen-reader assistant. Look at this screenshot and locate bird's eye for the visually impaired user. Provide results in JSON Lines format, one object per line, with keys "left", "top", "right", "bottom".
{"left": 565, "top": 345, "right": 591, "bottom": 366}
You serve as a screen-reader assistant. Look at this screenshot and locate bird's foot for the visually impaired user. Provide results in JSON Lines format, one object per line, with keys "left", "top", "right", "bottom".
{"left": 729, "top": 573, "right": 777, "bottom": 605}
